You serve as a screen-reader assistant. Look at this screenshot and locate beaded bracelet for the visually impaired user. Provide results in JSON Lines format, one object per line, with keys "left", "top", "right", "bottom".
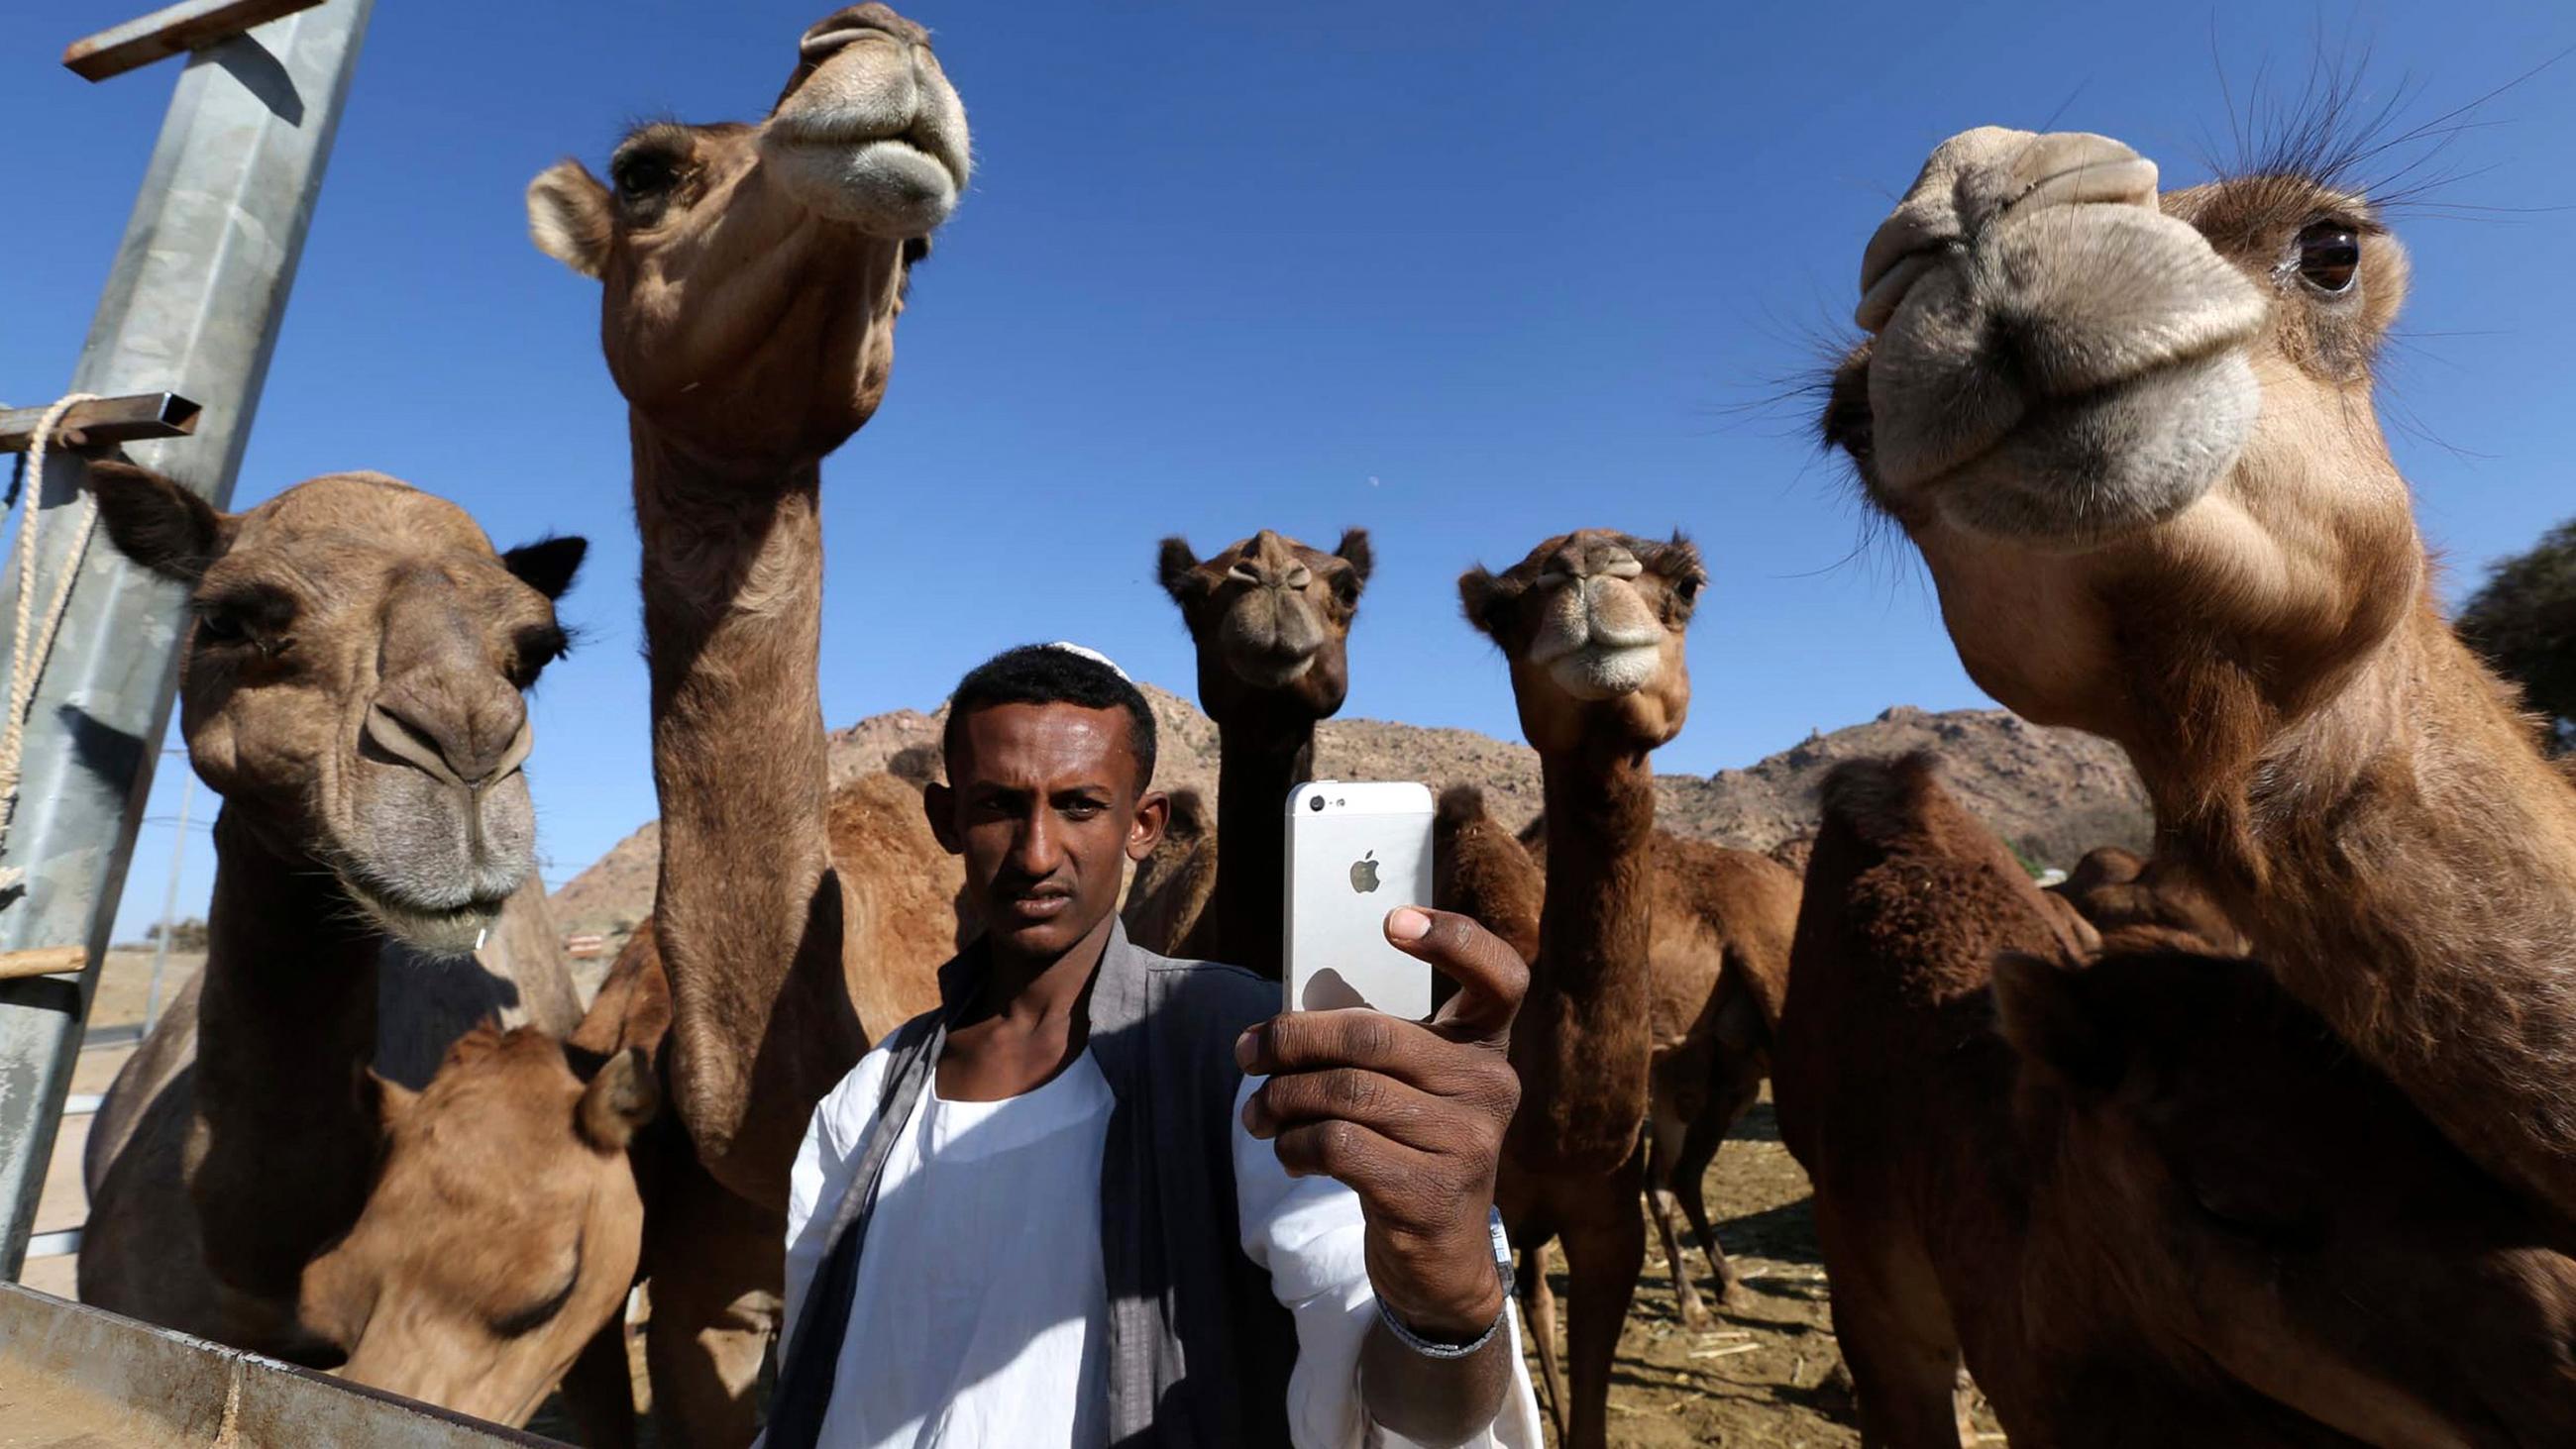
{"left": 1374, "top": 1206, "right": 1517, "bottom": 1360}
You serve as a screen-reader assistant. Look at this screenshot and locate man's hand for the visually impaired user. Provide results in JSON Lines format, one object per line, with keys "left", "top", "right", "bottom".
{"left": 1237, "top": 906, "right": 1527, "bottom": 1338}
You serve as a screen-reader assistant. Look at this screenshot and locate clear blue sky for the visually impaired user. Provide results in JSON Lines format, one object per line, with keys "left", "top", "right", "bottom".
{"left": 4, "top": 1, "right": 2570, "bottom": 940}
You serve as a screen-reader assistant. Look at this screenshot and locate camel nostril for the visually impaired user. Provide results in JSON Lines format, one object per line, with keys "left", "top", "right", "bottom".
{"left": 365, "top": 701, "right": 527, "bottom": 790}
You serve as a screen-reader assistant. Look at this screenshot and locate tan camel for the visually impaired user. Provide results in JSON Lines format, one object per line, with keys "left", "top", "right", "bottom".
{"left": 299, "top": 1025, "right": 657, "bottom": 1429}
{"left": 1122, "top": 785, "right": 1216, "bottom": 956}
{"left": 1826, "top": 126, "right": 2576, "bottom": 1221}
{"left": 1777, "top": 753, "right": 2576, "bottom": 1445}
{"left": 1123, "top": 529, "right": 1371, "bottom": 975}
{"left": 72, "top": 463, "right": 591, "bottom": 1368}
{"left": 1457, "top": 527, "right": 1701, "bottom": 1449}
{"left": 526, "top": 7, "right": 969, "bottom": 1438}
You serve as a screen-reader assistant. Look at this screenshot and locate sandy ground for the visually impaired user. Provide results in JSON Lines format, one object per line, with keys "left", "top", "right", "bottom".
{"left": 35, "top": 953, "right": 1972, "bottom": 1446}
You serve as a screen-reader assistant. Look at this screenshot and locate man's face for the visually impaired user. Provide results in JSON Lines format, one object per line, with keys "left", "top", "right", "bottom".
{"left": 930, "top": 701, "right": 1165, "bottom": 961}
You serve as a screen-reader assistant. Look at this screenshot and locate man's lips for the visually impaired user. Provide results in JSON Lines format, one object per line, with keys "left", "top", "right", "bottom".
{"left": 1002, "top": 890, "right": 1073, "bottom": 922}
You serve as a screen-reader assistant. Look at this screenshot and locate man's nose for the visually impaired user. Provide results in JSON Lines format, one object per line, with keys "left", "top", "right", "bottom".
{"left": 1008, "top": 810, "right": 1062, "bottom": 876}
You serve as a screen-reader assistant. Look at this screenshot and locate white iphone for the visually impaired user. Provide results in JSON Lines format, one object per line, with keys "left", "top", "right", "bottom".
{"left": 1283, "top": 780, "right": 1436, "bottom": 1018}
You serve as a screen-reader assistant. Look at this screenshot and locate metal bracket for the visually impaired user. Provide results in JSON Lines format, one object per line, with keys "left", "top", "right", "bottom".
{"left": 63, "top": 0, "right": 332, "bottom": 83}
{"left": 0, "top": 393, "right": 200, "bottom": 455}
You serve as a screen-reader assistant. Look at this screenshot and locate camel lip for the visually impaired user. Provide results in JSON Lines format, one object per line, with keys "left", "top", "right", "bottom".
{"left": 1543, "top": 644, "right": 1661, "bottom": 702}
{"left": 1225, "top": 649, "right": 1318, "bottom": 689}
{"left": 335, "top": 871, "right": 517, "bottom": 956}
{"left": 768, "top": 118, "right": 968, "bottom": 191}
{"left": 1884, "top": 347, "right": 2253, "bottom": 515}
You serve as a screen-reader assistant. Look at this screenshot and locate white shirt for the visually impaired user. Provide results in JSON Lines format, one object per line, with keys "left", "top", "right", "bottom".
{"left": 781, "top": 1043, "right": 1544, "bottom": 1449}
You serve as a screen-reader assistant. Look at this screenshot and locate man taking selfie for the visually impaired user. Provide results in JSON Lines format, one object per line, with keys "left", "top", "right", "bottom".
{"left": 768, "top": 644, "right": 1542, "bottom": 1447}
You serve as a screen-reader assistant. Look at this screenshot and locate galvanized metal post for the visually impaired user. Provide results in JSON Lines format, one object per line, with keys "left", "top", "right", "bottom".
{"left": 0, "top": 0, "right": 373, "bottom": 1279}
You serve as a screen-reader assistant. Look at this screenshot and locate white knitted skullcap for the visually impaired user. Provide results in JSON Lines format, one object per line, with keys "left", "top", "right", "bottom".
{"left": 1044, "top": 641, "right": 1131, "bottom": 683}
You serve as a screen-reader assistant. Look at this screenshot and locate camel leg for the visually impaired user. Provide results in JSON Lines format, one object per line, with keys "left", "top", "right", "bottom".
{"left": 1519, "top": 1239, "right": 1567, "bottom": 1443}
{"left": 1644, "top": 1103, "right": 1710, "bottom": 1329}
{"left": 1557, "top": 1152, "right": 1648, "bottom": 1449}
{"left": 557, "top": 1313, "right": 640, "bottom": 1449}
{"left": 641, "top": 1161, "right": 782, "bottom": 1449}
{"left": 1677, "top": 1064, "right": 1763, "bottom": 1309}
{"left": 1813, "top": 1200, "right": 1961, "bottom": 1449}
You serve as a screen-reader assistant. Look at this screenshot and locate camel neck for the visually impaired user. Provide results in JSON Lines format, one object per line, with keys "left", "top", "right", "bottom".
{"left": 1204, "top": 717, "right": 1313, "bottom": 977}
{"left": 2158, "top": 598, "right": 2576, "bottom": 1216}
{"left": 1511, "top": 743, "right": 1659, "bottom": 1173}
{"left": 630, "top": 419, "right": 858, "bottom": 1206}
{"left": 190, "top": 808, "right": 387, "bottom": 1307}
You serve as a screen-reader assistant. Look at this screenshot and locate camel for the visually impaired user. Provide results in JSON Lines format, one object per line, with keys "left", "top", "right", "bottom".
{"left": 1122, "top": 785, "right": 1216, "bottom": 956}
{"left": 1456, "top": 527, "right": 1703, "bottom": 1449}
{"left": 1824, "top": 125, "right": 2576, "bottom": 1223}
{"left": 69, "top": 463, "right": 611, "bottom": 1395}
{"left": 299, "top": 1026, "right": 657, "bottom": 1429}
{"left": 1123, "top": 528, "right": 1371, "bottom": 976}
{"left": 525, "top": 7, "right": 970, "bottom": 1438}
{"left": 1776, "top": 753, "right": 2576, "bottom": 1445}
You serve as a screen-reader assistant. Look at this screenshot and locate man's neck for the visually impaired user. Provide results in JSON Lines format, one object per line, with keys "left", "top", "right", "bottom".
{"left": 938, "top": 912, "right": 1118, "bottom": 1101}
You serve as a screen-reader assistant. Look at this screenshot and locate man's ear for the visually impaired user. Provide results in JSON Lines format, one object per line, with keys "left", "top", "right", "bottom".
{"left": 922, "top": 780, "right": 963, "bottom": 855}
{"left": 1992, "top": 950, "right": 2123, "bottom": 1095}
{"left": 500, "top": 535, "right": 588, "bottom": 601}
{"left": 1127, "top": 788, "right": 1170, "bottom": 864}
{"left": 527, "top": 159, "right": 613, "bottom": 279}
{"left": 1156, "top": 537, "right": 1205, "bottom": 604}
{"left": 85, "top": 460, "right": 233, "bottom": 585}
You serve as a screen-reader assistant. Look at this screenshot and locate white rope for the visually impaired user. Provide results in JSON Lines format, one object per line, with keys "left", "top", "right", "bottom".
{"left": 0, "top": 393, "right": 105, "bottom": 895}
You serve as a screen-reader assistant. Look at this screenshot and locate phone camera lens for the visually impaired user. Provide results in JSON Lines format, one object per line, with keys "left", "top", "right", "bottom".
{"left": 1309, "top": 796, "right": 1326, "bottom": 812}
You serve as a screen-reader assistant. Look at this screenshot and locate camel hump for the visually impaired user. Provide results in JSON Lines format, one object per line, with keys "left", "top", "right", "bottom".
{"left": 1436, "top": 782, "right": 1490, "bottom": 827}
{"left": 1817, "top": 752, "right": 1953, "bottom": 847}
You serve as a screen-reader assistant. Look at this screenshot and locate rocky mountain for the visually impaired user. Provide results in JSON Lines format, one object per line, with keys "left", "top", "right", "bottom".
{"left": 549, "top": 685, "right": 2149, "bottom": 940}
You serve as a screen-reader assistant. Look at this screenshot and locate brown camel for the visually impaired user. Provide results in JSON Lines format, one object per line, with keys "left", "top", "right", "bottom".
{"left": 526, "top": 7, "right": 969, "bottom": 1439}
{"left": 1458, "top": 527, "right": 1702, "bottom": 1449}
{"left": 299, "top": 1025, "right": 657, "bottom": 1429}
{"left": 71, "top": 464, "right": 593, "bottom": 1376}
{"left": 1825, "top": 126, "right": 2576, "bottom": 1222}
{"left": 1123, "top": 528, "right": 1371, "bottom": 976}
{"left": 1513, "top": 813, "right": 1798, "bottom": 1338}
{"left": 1777, "top": 753, "right": 2576, "bottom": 1445}
{"left": 2051, "top": 845, "right": 2252, "bottom": 957}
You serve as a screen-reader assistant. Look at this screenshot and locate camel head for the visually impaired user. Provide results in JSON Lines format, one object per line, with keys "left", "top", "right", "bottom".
{"left": 300, "top": 1027, "right": 656, "bottom": 1427}
{"left": 1458, "top": 529, "right": 1703, "bottom": 757}
{"left": 525, "top": 4, "right": 971, "bottom": 471}
{"left": 86, "top": 463, "right": 584, "bottom": 954}
{"left": 1996, "top": 949, "right": 2576, "bottom": 1443}
{"left": 1824, "top": 127, "right": 2420, "bottom": 746}
{"left": 1157, "top": 529, "right": 1372, "bottom": 728}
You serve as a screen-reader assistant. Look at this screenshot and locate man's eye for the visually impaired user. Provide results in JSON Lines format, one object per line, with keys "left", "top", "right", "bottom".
{"left": 1062, "top": 802, "right": 1104, "bottom": 820}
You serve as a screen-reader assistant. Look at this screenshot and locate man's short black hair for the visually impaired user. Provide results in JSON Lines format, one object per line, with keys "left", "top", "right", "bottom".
{"left": 943, "top": 644, "right": 1157, "bottom": 789}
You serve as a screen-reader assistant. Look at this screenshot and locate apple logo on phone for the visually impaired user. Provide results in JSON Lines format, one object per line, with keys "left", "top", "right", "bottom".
{"left": 1349, "top": 851, "right": 1381, "bottom": 893}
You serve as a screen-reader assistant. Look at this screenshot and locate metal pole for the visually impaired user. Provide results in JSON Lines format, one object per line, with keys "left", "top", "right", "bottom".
{"left": 142, "top": 765, "right": 194, "bottom": 1035}
{"left": 0, "top": 0, "right": 373, "bottom": 1279}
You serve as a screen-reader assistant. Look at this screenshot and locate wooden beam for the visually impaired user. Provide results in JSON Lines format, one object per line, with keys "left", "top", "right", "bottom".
{"left": 0, "top": 393, "right": 199, "bottom": 455}
{"left": 62, "top": 0, "right": 330, "bottom": 82}
{"left": 0, "top": 948, "right": 86, "bottom": 982}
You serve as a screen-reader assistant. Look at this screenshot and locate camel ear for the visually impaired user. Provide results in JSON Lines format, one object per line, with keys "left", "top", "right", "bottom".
{"left": 501, "top": 534, "right": 588, "bottom": 601}
{"left": 1992, "top": 951, "right": 2123, "bottom": 1094}
{"left": 1334, "top": 529, "right": 1374, "bottom": 590}
{"left": 364, "top": 1068, "right": 419, "bottom": 1128}
{"left": 528, "top": 160, "right": 612, "bottom": 279}
{"left": 1457, "top": 566, "right": 1509, "bottom": 639}
{"left": 578, "top": 1047, "right": 659, "bottom": 1152}
{"left": 1156, "top": 537, "right": 1205, "bottom": 603}
{"left": 85, "top": 460, "right": 234, "bottom": 585}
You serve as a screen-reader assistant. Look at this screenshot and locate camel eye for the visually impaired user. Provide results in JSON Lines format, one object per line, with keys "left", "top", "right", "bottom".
{"left": 2295, "top": 221, "right": 2360, "bottom": 295}
{"left": 612, "top": 152, "right": 676, "bottom": 201}
{"left": 1674, "top": 575, "right": 1703, "bottom": 604}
